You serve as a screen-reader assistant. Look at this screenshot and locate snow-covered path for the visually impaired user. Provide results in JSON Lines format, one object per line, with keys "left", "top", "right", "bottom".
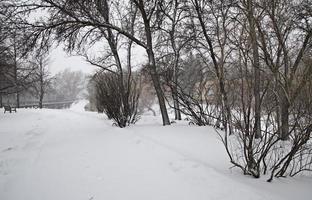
{"left": 0, "top": 107, "right": 311, "bottom": 200}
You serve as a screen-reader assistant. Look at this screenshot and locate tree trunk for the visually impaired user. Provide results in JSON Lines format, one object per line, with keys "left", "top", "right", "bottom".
{"left": 247, "top": 0, "right": 261, "bottom": 139}
{"left": 13, "top": 33, "right": 20, "bottom": 108}
{"left": 169, "top": 1, "right": 182, "bottom": 121}
{"left": 280, "top": 92, "right": 290, "bottom": 140}
{"left": 16, "top": 92, "right": 20, "bottom": 108}
{"left": 0, "top": 94, "right": 2, "bottom": 108}
{"left": 137, "top": 1, "right": 170, "bottom": 126}
{"left": 39, "top": 79, "right": 44, "bottom": 109}
{"left": 172, "top": 56, "right": 181, "bottom": 120}
{"left": 14, "top": 59, "right": 20, "bottom": 108}
{"left": 276, "top": 98, "right": 281, "bottom": 136}
{"left": 39, "top": 94, "right": 43, "bottom": 109}
{"left": 147, "top": 48, "right": 170, "bottom": 125}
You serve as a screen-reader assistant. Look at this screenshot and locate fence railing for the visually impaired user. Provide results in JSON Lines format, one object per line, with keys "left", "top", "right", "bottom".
{"left": 19, "top": 100, "right": 76, "bottom": 109}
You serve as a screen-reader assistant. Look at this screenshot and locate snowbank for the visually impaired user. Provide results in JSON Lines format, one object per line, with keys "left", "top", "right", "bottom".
{"left": 69, "top": 99, "right": 89, "bottom": 112}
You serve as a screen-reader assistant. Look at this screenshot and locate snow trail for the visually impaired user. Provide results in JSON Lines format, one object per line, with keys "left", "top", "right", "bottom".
{"left": 0, "top": 107, "right": 311, "bottom": 200}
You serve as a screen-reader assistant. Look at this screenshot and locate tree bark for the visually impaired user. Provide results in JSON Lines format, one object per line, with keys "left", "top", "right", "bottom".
{"left": 247, "top": 0, "right": 261, "bottom": 139}
{"left": 170, "top": 0, "right": 182, "bottom": 121}
{"left": 39, "top": 93, "right": 43, "bottom": 108}
{"left": 98, "top": 0, "right": 129, "bottom": 126}
{"left": 280, "top": 91, "right": 290, "bottom": 140}
{"left": 147, "top": 48, "right": 171, "bottom": 125}
{"left": 135, "top": 0, "right": 170, "bottom": 125}
{"left": 172, "top": 55, "right": 181, "bottom": 120}
{"left": 39, "top": 75, "right": 44, "bottom": 109}
{"left": 0, "top": 94, "right": 2, "bottom": 108}
{"left": 13, "top": 35, "right": 19, "bottom": 108}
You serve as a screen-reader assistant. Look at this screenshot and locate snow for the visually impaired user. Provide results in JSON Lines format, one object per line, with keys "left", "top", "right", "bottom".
{"left": 0, "top": 103, "right": 311, "bottom": 200}
{"left": 69, "top": 100, "right": 89, "bottom": 112}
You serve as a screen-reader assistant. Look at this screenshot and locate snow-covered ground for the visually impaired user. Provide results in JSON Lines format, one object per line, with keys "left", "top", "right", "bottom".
{"left": 0, "top": 103, "right": 311, "bottom": 200}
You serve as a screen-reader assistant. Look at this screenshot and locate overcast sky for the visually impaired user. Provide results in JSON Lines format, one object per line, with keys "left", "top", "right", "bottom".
{"left": 48, "top": 46, "right": 97, "bottom": 75}
{"left": 48, "top": 45, "right": 147, "bottom": 75}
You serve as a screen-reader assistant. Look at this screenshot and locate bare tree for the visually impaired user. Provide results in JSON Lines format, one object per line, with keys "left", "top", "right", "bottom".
{"left": 255, "top": 0, "right": 312, "bottom": 140}
{"left": 0, "top": 3, "right": 39, "bottom": 107}
{"left": 156, "top": 0, "right": 194, "bottom": 120}
{"left": 5, "top": 0, "right": 311, "bottom": 181}
{"left": 245, "top": 0, "right": 261, "bottom": 139}
{"left": 217, "top": 0, "right": 312, "bottom": 180}
{"left": 49, "top": 69, "right": 85, "bottom": 102}
{"left": 32, "top": 54, "right": 53, "bottom": 108}
{"left": 11, "top": 0, "right": 171, "bottom": 125}
{"left": 191, "top": 0, "right": 235, "bottom": 134}
{"left": 130, "top": 0, "right": 170, "bottom": 125}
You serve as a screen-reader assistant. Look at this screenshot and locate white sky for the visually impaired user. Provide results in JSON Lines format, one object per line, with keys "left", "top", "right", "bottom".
{"left": 48, "top": 46, "right": 97, "bottom": 75}
{"left": 48, "top": 45, "right": 147, "bottom": 75}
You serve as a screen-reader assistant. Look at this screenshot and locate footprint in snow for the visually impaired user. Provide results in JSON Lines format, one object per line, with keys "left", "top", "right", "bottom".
{"left": 169, "top": 161, "right": 183, "bottom": 172}
{"left": 2, "top": 147, "right": 14, "bottom": 152}
{"left": 169, "top": 159, "right": 201, "bottom": 172}
{"left": 25, "top": 128, "right": 43, "bottom": 138}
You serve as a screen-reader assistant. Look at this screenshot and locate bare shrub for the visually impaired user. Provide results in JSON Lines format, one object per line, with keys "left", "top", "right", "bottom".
{"left": 92, "top": 71, "right": 141, "bottom": 128}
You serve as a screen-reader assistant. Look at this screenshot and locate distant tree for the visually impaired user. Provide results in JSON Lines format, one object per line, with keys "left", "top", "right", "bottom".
{"left": 0, "top": 46, "right": 13, "bottom": 107}
{"left": 32, "top": 54, "right": 53, "bottom": 108}
{"left": 0, "top": 2, "right": 38, "bottom": 107}
{"left": 50, "top": 69, "right": 85, "bottom": 102}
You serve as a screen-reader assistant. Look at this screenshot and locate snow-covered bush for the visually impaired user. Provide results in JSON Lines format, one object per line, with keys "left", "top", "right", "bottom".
{"left": 218, "top": 107, "right": 312, "bottom": 181}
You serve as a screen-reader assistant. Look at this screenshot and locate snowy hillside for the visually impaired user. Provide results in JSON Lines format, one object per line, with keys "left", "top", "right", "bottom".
{"left": 0, "top": 104, "right": 311, "bottom": 200}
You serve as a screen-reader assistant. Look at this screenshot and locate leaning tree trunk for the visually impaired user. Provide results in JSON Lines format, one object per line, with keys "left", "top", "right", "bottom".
{"left": 98, "top": 0, "right": 129, "bottom": 126}
{"left": 147, "top": 48, "right": 170, "bottom": 125}
{"left": 137, "top": 1, "right": 170, "bottom": 126}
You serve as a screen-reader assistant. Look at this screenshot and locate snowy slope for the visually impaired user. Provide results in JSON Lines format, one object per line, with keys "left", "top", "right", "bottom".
{"left": 0, "top": 105, "right": 311, "bottom": 200}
